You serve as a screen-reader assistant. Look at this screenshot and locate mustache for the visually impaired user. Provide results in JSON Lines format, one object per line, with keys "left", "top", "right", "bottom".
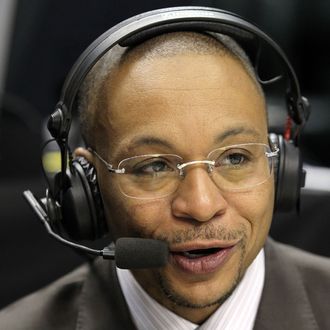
{"left": 154, "top": 224, "right": 247, "bottom": 245}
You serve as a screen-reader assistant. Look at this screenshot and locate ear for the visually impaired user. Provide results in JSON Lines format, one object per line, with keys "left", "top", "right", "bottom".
{"left": 74, "top": 147, "right": 94, "bottom": 163}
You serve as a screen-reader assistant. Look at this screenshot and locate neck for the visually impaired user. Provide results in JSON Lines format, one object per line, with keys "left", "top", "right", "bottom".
{"left": 165, "top": 301, "right": 220, "bottom": 324}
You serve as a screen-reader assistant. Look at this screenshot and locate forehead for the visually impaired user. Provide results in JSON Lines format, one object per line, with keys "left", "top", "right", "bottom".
{"left": 103, "top": 51, "right": 267, "bottom": 157}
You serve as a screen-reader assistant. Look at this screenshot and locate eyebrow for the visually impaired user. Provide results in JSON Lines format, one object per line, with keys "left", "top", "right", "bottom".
{"left": 127, "top": 136, "right": 175, "bottom": 151}
{"left": 214, "top": 127, "right": 261, "bottom": 144}
{"left": 122, "top": 127, "right": 261, "bottom": 155}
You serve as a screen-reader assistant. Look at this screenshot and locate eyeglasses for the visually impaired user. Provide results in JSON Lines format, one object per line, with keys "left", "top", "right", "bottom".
{"left": 90, "top": 143, "right": 279, "bottom": 199}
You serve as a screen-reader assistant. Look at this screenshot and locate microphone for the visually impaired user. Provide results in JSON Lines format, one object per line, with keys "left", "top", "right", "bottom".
{"left": 23, "top": 190, "right": 169, "bottom": 269}
{"left": 114, "top": 237, "right": 169, "bottom": 269}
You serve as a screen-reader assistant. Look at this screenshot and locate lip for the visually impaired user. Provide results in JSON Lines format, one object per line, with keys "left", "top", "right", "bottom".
{"left": 169, "top": 240, "right": 239, "bottom": 275}
{"left": 170, "top": 240, "right": 239, "bottom": 252}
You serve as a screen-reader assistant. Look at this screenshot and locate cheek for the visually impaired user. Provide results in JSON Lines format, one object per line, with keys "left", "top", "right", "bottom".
{"left": 226, "top": 182, "right": 274, "bottom": 264}
{"left": 96, "top": 174, "right": 128, "bottom": 238}
{"left": 127, "top": 199, "right": 170, "bottom": 237}
{"left": 101, "top": 181, "right": 170, "bottom": 239}
{"left": 234, "top": 187, "right": 274, "bottom": 220}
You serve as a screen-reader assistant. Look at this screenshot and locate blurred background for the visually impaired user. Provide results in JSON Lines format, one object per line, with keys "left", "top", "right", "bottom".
{"left": 1, "top": 0, "right": 329, "bottom": 309}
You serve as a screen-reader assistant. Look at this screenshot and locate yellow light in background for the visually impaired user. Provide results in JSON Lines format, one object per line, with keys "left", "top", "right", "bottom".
{"left": 42, "top": 151, "right": 62, "bottom": 173}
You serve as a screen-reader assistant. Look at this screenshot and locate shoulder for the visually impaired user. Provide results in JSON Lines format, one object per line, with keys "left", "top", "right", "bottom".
{"left": 268, "top": 238, "right": 330, "bottom": 279}
{"left": 255, "top": 239, "right": 330, "bottom": 329}
{"left": 273, "top": 239, "right": 330, "bottom": 294}
{"left": 0, "top": 264, "right": 89, "bottom": 330}
{"left": 264, "top": 238, "right": 330, "bottom": 328}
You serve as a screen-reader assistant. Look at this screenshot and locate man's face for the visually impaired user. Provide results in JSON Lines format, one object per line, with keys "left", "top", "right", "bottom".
{"left": 92, "top": 51, "right": 274, "bottom": 322}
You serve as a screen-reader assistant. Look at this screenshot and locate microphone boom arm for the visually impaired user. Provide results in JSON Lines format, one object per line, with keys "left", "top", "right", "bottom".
{"left": 22, "top": 190, "right": 168, "bottom": 268}
{"left": 23, "top": 190, "right": 114, "bottom": 258}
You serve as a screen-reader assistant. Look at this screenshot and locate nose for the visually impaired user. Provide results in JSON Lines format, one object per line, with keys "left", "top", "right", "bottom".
{"left": 171, "top": 167, "right": 228, "bottom": 222}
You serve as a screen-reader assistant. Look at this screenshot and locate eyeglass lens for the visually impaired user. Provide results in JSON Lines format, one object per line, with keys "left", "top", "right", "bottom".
{"left": 110, "top": 144, "right": 275, "bottom": 199}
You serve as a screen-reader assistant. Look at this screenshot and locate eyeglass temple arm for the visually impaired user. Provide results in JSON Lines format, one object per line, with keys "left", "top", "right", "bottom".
{"left": 88, "top": 148, "right": 125, "bottom": 174}
{"left": 266, "top": 147, "right": 280, "bottom": 158}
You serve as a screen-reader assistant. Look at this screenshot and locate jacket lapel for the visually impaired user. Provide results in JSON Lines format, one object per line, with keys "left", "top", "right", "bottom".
{"left": 254, "top": 239, "right": 319, "bottom": 330}
{"left": 76, "top": 259, "right": 136, "bottom": 330}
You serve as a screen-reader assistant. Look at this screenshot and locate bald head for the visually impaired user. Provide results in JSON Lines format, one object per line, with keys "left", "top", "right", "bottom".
{"left": 78, "top": 31, "right": 264, "bottom": 150}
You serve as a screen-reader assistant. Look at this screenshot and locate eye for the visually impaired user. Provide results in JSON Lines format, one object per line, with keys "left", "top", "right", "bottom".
{"left": 132, "top": 157, "right": 176, "bottom": 175}
{"left": 215, "top": 149, "right": 251, "bottom": 167}
{"left": 226, "top": 153, "right": 247, "bottom": 165}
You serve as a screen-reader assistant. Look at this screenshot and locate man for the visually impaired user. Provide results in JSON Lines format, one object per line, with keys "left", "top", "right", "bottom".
{"left": 1, "top": 10, "right": 329, "bottom": 330}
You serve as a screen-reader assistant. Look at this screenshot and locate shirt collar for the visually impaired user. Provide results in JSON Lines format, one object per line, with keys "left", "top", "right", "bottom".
{"left": 117, "top": 249, "right": 265, "bottom": 330}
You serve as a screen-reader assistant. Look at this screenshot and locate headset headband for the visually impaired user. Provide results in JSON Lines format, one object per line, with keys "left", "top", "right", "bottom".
{"left": 51, "top": 6, "right": 309, "bottom": 143}
{"left": 40, "top": 6, "right": 309, "bottom": 233}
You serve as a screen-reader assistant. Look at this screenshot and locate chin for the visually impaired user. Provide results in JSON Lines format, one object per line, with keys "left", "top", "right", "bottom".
{"left": 156, "top": 251, "right": 245, "bottom": 309}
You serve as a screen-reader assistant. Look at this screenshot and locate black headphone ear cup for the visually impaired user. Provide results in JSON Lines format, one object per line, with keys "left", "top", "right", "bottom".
{"left": 269, "top": 133, "right": 305, "bottom": 212}
{"left": 61, "top": 157, "right": 107, "bottom": 241}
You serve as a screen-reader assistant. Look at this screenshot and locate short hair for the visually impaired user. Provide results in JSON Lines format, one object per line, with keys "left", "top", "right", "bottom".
{"left": 78, "top": 31, "right": 264, "bottom": 150}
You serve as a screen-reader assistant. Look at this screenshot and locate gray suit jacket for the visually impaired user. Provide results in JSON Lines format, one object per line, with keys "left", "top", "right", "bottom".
{"left": 0, "top": 238, "right": 329, "bottom": 329}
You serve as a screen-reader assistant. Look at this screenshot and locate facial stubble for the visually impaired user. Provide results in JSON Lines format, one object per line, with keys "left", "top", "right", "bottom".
{"left": 153, "top": 226, "right": 248, "bottom": 309}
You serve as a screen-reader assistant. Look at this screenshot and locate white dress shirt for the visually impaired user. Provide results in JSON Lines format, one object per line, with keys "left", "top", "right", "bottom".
{"left": 117, "top": 249, "right": 265, "bottom": 330}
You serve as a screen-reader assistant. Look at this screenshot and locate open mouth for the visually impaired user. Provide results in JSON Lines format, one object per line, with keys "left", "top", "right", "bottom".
{"left": 170, "top": 245, "right": 235, "bottom": 274}
{"left": 179, "top": 247, "right": 222, "bottom": 259}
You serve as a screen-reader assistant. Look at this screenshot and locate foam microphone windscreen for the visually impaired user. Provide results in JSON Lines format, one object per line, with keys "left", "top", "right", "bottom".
{"left": 115, "top": 237, "right": 169, "bottom": 269}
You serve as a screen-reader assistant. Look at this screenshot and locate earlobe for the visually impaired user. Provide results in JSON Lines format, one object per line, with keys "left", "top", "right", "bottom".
{"left": 74, "top": 147, "right": 94, "bottom": 164}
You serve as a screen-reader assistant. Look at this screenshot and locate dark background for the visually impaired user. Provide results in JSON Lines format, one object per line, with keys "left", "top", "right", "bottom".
{"left": 1, "top": 0, "right": 329, "bottom": 309}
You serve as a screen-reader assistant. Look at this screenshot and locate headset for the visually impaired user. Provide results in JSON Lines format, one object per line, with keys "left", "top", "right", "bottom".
{"left": 36, "top": 6, "right": 310, "bottom": 242}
